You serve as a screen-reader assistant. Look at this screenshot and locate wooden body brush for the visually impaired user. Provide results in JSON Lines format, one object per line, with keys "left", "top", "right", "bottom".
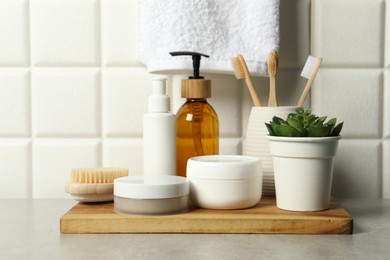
{"left": 232, "top": 54, "right": 261, "bottom": 107}
{"left": 65, "top": 168, "right": 129, "bottom": 202}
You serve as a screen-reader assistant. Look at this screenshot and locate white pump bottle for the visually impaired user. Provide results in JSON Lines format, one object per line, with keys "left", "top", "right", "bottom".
{"left": 143, "top": 78, "right": 176, "bottom": 175}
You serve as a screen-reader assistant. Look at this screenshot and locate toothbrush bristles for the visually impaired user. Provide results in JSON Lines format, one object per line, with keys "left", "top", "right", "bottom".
{"left": 231, "top": 56, "right": 245, "bottom": 80}
{"left": 231, "top": 54, "right": 261, "bottom": 107}
{"left": 301, "top": 56, "right": 322, "bottom": 79}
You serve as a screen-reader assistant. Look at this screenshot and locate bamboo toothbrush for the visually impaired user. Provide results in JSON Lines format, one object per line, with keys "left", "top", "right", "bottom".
{"left": 297, "top": 56, "right": 323, "bottom": 107}
{"left": 232, "top": 54, "right": 261, "bottom": 107}
{"left": 267, "top": 50, "right": 279, "bottom": 107}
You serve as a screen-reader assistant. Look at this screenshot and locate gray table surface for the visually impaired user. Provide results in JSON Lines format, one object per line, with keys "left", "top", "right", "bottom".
{"left": 0, "top": 199, "right": 389, "bottom": 260}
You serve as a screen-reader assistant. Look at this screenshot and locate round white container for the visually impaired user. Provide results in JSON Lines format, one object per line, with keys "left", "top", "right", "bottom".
{"left": 187, "top": 155, "right": 262, "bottom": 210}
{"left": 114, "top": 175, "right": 189, "bottom": 215}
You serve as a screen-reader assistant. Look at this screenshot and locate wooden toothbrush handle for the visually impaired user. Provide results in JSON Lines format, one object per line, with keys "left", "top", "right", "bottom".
{"left": 246, "top": 76, "right": 261, "bottom": 107}
{"left": 297, "top": 60, "right": 322, "bottom": 107}
{"left": 297, "top": 78, "right": 313, "bottom": 107}
{"left": 268, "top": 76, "right": 277, "bottom": 107}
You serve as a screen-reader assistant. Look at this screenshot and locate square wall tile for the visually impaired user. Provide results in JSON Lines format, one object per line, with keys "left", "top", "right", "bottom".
{"left": 383, "top": 140, "right": 390, "bottom": 198}
{"left": 312, "top": 0, "right": 384, "bottom": 67}
{"left": 279, "top": 0, "right": 310, "bottom": 69}
{"left": 103, "top": 139, "right": 143, "bottom": 176}
{"left": 0, "top": 0, "right": 29, "bottom": 66}
{"left": 102, "top": 68, "right": 155, "bottom": 137}
{"left": 207, "top": 74, "right": 241, "bottom": 137}
{"left": 171, "top": 74, "right": 187, "bottom": 113}
{"left": 383, "top": 70, "right": 390, "bottom": 138}
{"left": 312, "top": 69, "right": 382, "bottom": 138}
{"left": 0, "top": 139, "right": 31, "bottom": 198}
{"left": 33, "top": 139, "right": 100, "bottom": 198}
{"left": 101, "top": 0, "right": 138, "bottom": 66}
{"left": 332, "top": 140, "right": 381, "bottom": 199}
{"left": 385, "top": 2, "right": 390, "bottom": 67}
{"left": 30, "top": 0, "right": 99, "bottom": 66}
{"left": 32, "top": 69, "right": 100, "bottom": 137}
{"left": 219, "top": 138, "right": 241, "bottom": 155}
{"left": 0, "top": 69, "right": 30, "bottom": 137}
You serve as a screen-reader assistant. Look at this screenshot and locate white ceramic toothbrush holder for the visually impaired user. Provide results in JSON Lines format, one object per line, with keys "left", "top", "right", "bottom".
{"left": 243, "top": 106, "right": 297, "bottom": 196}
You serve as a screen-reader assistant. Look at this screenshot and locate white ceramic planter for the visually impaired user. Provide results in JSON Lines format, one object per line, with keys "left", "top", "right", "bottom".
{"left": 243, "top": 106, "right": 297, "bottom": 195}
{"left": 267, "top": 136, "right": 340, "bottom": 212}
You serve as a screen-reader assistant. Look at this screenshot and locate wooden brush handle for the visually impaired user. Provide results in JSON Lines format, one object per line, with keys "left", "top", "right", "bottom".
{"left": 297, "top": 79, "right": 313, "bottom": 107}
{"left": 65, "top": 182, "right": 113, "bottom": 195}
{"left": 268, "top": 76, "right": 277, "bottom": 107}
{"left": 245, "top": 76, "right": 261, "bottom": 107}
{"left": 297, "top": 60, "right": 322, "bottom": 107}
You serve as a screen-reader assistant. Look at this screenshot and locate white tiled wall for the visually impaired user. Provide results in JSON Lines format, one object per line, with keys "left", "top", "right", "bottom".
{"left": 311, "top": 0, "right": 386, "bottom": 199}
{"left": 0, "top": 0, "right": 387, "bottom": 199}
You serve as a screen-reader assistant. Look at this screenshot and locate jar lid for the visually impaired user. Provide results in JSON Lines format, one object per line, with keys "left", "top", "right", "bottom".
{"left": 114, "top": 175, "right": 189, "bottom": 199}
{"left": 187, "top": 155, "right": 262, "bottom": 180}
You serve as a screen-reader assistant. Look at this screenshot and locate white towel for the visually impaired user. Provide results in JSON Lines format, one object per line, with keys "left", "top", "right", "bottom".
{"left": 137, "top": 0, "right": 279, "bottom": 76}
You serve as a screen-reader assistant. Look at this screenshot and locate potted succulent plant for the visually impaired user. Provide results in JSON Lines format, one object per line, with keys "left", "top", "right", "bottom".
{"left": 265, "top": 108, "right": 343, "bottom": 212}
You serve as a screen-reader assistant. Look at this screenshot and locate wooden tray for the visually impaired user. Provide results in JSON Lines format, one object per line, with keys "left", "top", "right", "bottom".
{"left": 60, "top": 196, "right": 353, "bottom": 234}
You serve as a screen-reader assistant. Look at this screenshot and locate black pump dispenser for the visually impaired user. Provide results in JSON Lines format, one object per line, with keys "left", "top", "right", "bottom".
{"left": 169, "top": 51, "right": 211, "bottom": 99}
{"left": 169, "top": 51, "right": 209, "bottom": 79}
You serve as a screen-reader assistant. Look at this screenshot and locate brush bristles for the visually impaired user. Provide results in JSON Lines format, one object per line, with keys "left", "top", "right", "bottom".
{"left": 301, "top": 56, "right": 322, "bottom": 79}
{"left": 71, "top": 168, "right": 128, "bottom": 183}
{"left": 267, "top": 51, "right": 279, "bottom": 76}
{"left": 231, "top": 55, "right": 246, "bottom": 79}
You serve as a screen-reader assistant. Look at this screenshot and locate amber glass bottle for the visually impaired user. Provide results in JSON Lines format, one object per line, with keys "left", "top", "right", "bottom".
{"left": 170, "top": 51, "right": 220, "bottom": 177}
{"left": 176, "top": 98, "right": 219, "bottom": 177}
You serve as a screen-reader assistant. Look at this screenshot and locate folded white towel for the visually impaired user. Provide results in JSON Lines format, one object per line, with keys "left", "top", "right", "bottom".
{"left": 137, "top": 0, "right": 279, "bottom": 76}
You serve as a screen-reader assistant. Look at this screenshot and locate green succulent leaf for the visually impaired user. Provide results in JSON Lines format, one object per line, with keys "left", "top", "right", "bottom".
{"left": 307, "top": 116, "right": 318, "bottom": 127}
{"left": 275, "top": 125, "right": 302, "bottom": 137}
{"left": 272, "top": 116, "right": 287, "bottom": 125}
{"left": 270, "top": 121, "right": 280, "bottom": 135}
{"left": 298, "top": 127, "right": 309, "bottom": 136}
{"left": 287, "top": 113, "right": 295, "bottom": 119}
{"left": 331, "top": 122, "right": 344, "bottom": 136}
{"left": 326, "top": 118, "right": 337, "bottom": 126}
{"left": 265, "top": 123, "right": 276, "bottom": 136}
{"left": 314, "top": 116, "right": 327, "bottom": 126}
{"left": 308, "top": 126, "right": 332, "bottom": 137}
{"left": 287, "top": 118, "right": 303, "bottom": 129}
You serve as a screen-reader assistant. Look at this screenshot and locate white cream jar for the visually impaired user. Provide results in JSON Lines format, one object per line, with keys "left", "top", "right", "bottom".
{"left": 187, "top": 155, "right": 262, "bottom": 210}
{"left": 114, "top": 175, "right": 189, "bottom": 215}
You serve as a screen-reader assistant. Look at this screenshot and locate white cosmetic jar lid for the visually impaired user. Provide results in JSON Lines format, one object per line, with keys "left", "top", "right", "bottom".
{"left": 187, "top": 155, "right": 262, "bottom": 210}
{"left": 114, "top": 175, "right": 189, "bottom": 215}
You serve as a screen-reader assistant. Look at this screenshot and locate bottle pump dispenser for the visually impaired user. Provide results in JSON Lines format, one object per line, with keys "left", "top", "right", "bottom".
{"left": 170, "top": 51, "right": 219, "bottom": 177}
